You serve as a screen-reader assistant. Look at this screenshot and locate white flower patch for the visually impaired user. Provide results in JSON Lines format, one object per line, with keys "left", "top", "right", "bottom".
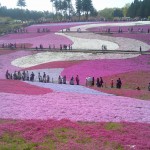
{"left": 11, "top": 51, "right": 140, "bottom": 68}
{"left": 63, "top": 32, "right": 150, "bottom": 52}
{"left": 69, "top": 21, "right": 150, "bottom": 31}
{"left": 56, "top": 33, "right": 119, "bottom": 50}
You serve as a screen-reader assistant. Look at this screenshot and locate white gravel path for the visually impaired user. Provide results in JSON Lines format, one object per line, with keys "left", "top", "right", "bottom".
{"left": 63, "top": 32, "right": 150, "bottom": 52}
{"left": 56, "top": 32, "right": 119, "bottom": 50}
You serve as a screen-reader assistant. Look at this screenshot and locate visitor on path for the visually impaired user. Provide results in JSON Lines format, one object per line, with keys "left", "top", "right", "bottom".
{"left": 13, "top": 71, "right": 17, "bottom": 80}
{"left": 43, "top": 72, "right": 46, "bottom": 83}
{"left": 60, "top": 44, "right": 62, "bottom": 50}
{"left": 58, "top": 75, "right": 62, "bottom": 84}
{"left": 136, "top": 86, "right": 141, "bottom": 90}
{"left": 70, "top": 76, "right": 74, "bottom": 85}
{"left": 148, "top": 83, "right": 150, "bottom": 91}
{"left": 111, "top": 79, "right": 114, "bottom": 88}
{"left": 100, "top": 77, "right": 104, "bottom": 87}
{"left": 96, "top": 78, "right": 100, "bottom": 87}
{"left": 116, "top": 78, "right": 122, "bottom": 89}
{"left": 62, "top": 75, "right": 66, "bottom": 84}
{"left": 22, "top": 71, "right": 26, "bottom": 81}
{"left": 5, "top": 70, "right": 10, "bottom": 79}
{"left": 30, "top": 72, "right": 35, "bottom": 81}
{"left": 76, "top": 75, "right": 80, "bottom": 85}
{"left": 26, "top": 71, "right": 29, "bottom": 81}
{"left": 92, "top": 77, "right": 95, "bottom": 86}
{"left": 140, "top": 46, "right": 142, "bottom": 54}
{"left": 38, "top": 73, "right": 42, "bottom": 82}
{"left": 46, "top": 75, "right": 50, "bottom": 83}
{"left": 18, "top": 71, "right": 22, "bottom": 80}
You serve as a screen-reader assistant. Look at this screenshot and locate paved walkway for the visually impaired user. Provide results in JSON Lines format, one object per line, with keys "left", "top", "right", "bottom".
{"left": 26, "top": 81, "right": 113, "bottom": 95}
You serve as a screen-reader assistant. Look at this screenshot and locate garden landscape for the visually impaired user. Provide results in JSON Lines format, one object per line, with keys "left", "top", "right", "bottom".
{"left": 0, "top": 0, "right": 150, "bottom": 149}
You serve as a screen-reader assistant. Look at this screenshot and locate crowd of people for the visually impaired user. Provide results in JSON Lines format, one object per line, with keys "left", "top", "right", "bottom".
{"left": 37, "top": 28, "right": 50, "bottom": 33}
{"left": 86, "top": 76, "right": 122, "bottom": 89}
{"left": 5, "top": 70, "right": 80, "bottom": 85}
{"left": 1, "top": 43, "right": 27, "bottom": 49}
{"left": 5, "top": 70, "right": 150, "bottom": 91}
{"left": 98, "top": 27, "right": 150, "bottom": 34}
{"left": 35, "top": 44, "right": 73, "bottom": 51}
{"left": 4, "top": 27, "right": 28, "bottom": 34}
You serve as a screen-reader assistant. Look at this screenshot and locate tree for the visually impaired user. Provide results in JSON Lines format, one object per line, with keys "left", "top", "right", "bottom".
{"left": 113, "top": 8, "right": 123, "bottom": 17}
{"left": 127, "top": 0, "right": 150, "bottom": 18}
{"left": 17, "top": 0, "right": 26, "bottom": 9}
{"left": 98, "top": 8, "right": 114, "bottom": 20}
{"left": 75, "top": 0, "right": 82, "bottom": 21}
{"left": 82, "top": 0, "right": 93, "bottom": 20}
{"left": 122, "top": 3, "right": 130, "bottom": 17}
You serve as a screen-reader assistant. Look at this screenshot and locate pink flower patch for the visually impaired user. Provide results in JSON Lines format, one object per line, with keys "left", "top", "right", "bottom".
{"left": 0, "top": 79, "right": 52, "bottom": 95}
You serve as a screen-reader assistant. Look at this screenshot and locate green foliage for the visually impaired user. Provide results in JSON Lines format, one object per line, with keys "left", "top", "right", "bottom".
{"left": 76, "top": 137, "right": 91, "bottom": 144}
{"left": 98, "top": 8, "right": 114, "bottom": 20}
{"left": 17, "top": 0, "right": 26, "bottom": 8}
{"left": 0, "top": 132, "right": 38, "bottom": 150}
{"left": 0, "top": 17, "right": 23, "bottom": 34}
{"left": 0, "top": 6, "right": 53, "bottom": 21}
{"left": 53, "top": 127, "right": 70, "bottom": 143}
{"left": 127, "top": 0, "right": 150, "bottom": 18}
{"left": 104, "top": 141, "right": 124, "bottom": 150}
{"left": 105, "top": 122, "right": 122, "bottom": 131}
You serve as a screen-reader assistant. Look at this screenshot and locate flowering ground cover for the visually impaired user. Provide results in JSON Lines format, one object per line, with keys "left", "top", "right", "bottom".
{"left": 88, "top": 25, "right": 150, "bottom": 33}
{"left": 70, "top": 21, "right": 150, "bottom": 32}
{"left": 0, "top": 49, "right": 17, "bottom": 55}
{"left": 61, "top": 54, "right": 150, "bottom": 85}
{"left": 0, "top": 50, "right": 37, "bottom": 79}
{"left": 112, "top": 33, "right": 150, "bottom": 45}
{"left": 0, "top": 33, "right": 73, "bottom": 49}
{"left": 0, "top": 22, "right": 91, "bottom": 49}
{"left": 0, "top": 21, "right": 150, "bottom": 149}
{"left": 0, "top": 79, "right": 52, "bottom": 95}
{"left": 0, "top": 92, "right": 150, "bottom": 122}
{"left": 0, "top": 119, "right": 150, "bottom": 150}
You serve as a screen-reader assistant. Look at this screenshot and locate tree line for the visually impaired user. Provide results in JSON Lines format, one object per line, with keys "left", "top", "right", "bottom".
{"left": 99, "top": 0, "right": 150, "bottom": 20}
{"left": 0, "top": 0, "right": 150, "bottom": 22}
{"left": 127, "top": 0, "right": 150, "bottom": 18}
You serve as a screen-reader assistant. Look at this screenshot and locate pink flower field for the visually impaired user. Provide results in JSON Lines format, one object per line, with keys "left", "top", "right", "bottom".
{"left": 0, "top": 22, "right": 150, "bottom": 149}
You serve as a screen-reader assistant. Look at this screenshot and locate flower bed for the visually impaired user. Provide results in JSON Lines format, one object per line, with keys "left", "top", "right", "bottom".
{"left": 0, "top": 92, "right": 150, "bottom": 122}
{"left": 62, "top": 54, "right": 150, "bottom": 85}
{"left": 0, "top": 79, "right": 52, "bottom": 95}
{"left": 0, "top": 50, "right": 36, "bottom": 79}
{"left": 0, "top": 119, "right": 149, "bottom": 150}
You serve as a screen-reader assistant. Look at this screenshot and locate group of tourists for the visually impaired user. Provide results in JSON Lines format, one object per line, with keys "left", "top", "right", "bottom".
{"left": 5, "top": 70, "right": 35, "bottom": 81}
{"left": 60, "top": 44, "right": 72, "bottom": 50}
{"left": 99, "top": 27, "right": 150, "bottom": 34}
{"left": 5, "top": 70, "right": 150, "bottom": 90}
{"left": 1, "top": 43, "right": 17, "bottom": 49}
{"left": 5, "top": 28, "right": 27, "bottom": 34}
{"left": 101, "top": 45, "right": 107, "bottom": 50}
{"left": 35, "top": 44, "right": 73, "bottom": 51}
{"left": 58, "top": 75, "right": 80, "bottom": 85}
{"left": 5, "top": 70, "right": 53, "bottom": 83}
{"left": 1, "top": 43, "right": 26, "bottom": 49}
{"left": 86, "top": 76, "right": 122, "bottom": 89}
{"left": 37, "top": 28, "right": 50, "bottom": 33}
{"left": 5, "top": 70, "right": 80, "bottom": 85}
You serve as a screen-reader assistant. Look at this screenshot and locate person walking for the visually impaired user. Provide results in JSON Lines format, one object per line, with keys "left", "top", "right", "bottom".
{"left": 76, "top": 75, "right": 80, "bottom": 85}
